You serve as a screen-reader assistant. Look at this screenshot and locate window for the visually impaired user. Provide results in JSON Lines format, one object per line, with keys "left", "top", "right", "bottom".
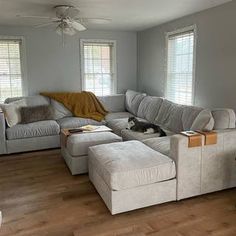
{"left": 0, "top": 37, "right": 26, "bottom": 103}
{"left": 166, "top": 26, "right": 196, "bottom": 105}
{"left": 80, "top": 40, "right": 116, "bottom": 96}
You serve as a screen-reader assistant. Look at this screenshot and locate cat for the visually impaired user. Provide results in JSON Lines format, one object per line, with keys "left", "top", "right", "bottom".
{"left": 127, "top": 117, "right": 166, "bottom": 136}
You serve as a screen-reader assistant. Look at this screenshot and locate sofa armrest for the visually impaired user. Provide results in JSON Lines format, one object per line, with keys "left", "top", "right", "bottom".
{"left": 200, "top": 129, "right": 236, "bottom": 194}
{"left": 170, "top": 130, "right": 236, "bottom": 200}
{"left": 170, "top": 134, "right": 204, "bottom": 200}
{"left": 0, "top": 110, "right": 7, "bottom": 154}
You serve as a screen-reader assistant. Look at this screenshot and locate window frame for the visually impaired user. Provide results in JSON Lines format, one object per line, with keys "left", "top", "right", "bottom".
{"left": 0, "top": 35, "right": 28, "bottom": 101}
{"left": 80, "top": 39, "right": 117, "bottom": 96}
{"left": 164, "top": 25, "right": 197, "bottom": 105}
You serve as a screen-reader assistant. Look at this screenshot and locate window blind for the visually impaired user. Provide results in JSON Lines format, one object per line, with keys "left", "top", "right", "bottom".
{"left": 82, "top": 41, "right": 115, "bottom": 96}
{"left": 0, "top": 39, "right": 23, "bottom": 103}
{"left": 166, "top": 30, "right": 195, "bottom": 105}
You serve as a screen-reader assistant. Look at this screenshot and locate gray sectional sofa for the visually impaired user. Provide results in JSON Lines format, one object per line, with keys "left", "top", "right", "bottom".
{"left": 0, "top": 89, "right": 236, "bottom": 155}
{"left": 1, "top": 89, "right": 236, "bottom": 214}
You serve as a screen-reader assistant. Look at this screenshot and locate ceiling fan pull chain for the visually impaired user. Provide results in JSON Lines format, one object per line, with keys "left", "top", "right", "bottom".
{"left": 62, "top": 26, "right": 65, "bottom": 47}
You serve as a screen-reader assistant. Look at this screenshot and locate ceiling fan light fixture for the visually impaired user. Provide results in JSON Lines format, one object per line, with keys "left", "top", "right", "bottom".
{"left": 64, "top": 27, "right": 76, "bottom": 36}
{"left": 56, "top": 22, "right": 76, "bottom": 36}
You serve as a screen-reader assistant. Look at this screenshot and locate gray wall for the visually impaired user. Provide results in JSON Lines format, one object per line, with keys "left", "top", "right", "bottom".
{"left": 138, "top": 1, "right": 236, "bottom": 110}
{"left": 0, "top": 26, "right": 137, "bottom": 95}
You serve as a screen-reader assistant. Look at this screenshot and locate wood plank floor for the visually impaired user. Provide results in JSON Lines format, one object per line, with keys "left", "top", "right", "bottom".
{"left": 0, "top": 149, "right": 235, "bottom": 236}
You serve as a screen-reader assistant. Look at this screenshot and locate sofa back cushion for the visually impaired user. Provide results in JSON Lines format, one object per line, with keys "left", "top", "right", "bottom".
{"left": 182, "top": 106, "right": 203, "bottom": 130}
{"left": 190, "top": 109, "right": 214, "bottom": 131}
{"left": 5, "top": 95, "right": 50, "bottom": 107}
{"left": 155, "top": 99, "right": 184, "bottom": 133}
{"left": 125, "top": 90, "right": 146, "bottom": 115}
{"left": 211, "top": 109, "right": 236, "bottom": 129}
{"left": 155, "top": 99, "right": 214, "bottom": 133}
{"left": 98, "top": 94, "right": 125, "bottom": 113}
{"left": 51, "top": 99, "right": 73, "bottom": 120}
{"left": 137, "top": 96, "right": 164, "bottom": 123}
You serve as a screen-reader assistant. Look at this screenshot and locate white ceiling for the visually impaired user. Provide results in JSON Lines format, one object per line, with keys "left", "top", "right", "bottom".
{"left": 0, "top": 0, "right": 232, "bottom": 31}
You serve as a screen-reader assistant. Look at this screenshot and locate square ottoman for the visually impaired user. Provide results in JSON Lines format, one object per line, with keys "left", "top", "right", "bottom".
{"left": 61, "top": 132, "right": 122, "bottom": 175}
{"left": 88, "top": 140, "right": 177, "bottom": 215}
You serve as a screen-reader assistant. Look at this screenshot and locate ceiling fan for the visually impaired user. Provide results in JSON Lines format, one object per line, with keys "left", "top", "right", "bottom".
{"left": 17, "top": 5, "right": 111, "bottom": 37}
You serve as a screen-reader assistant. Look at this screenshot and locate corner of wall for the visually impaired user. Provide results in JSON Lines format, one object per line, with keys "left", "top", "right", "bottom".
{"left": 136, "top": 31, "right": 140, "bottom": 92}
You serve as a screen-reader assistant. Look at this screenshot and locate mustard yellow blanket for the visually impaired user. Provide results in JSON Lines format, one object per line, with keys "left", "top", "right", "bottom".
{"left": 40, "top": 91, "right": 108, "bottom": 122}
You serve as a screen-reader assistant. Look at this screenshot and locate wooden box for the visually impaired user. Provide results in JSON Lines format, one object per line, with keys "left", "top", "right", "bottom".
{"left": 180, "top": 131, "right": 202, "bottom": 148}
{"left": 60, "top": 129, "right": 71, "bottom": 148}
{"left": 196, "top": 130, "right": 217, "bottom": 145}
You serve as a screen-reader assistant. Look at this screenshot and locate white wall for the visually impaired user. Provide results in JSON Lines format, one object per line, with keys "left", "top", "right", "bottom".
{"left": 0, "top": 26, "right": 137, "bottom": 95}
{"left": 138, "top": 1, "right": 236, "bottom": 110}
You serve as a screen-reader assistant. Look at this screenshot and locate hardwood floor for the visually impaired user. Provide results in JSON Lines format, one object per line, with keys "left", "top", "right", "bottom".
{"left": 0, "top": 149, "right": 235, "bottom": 236}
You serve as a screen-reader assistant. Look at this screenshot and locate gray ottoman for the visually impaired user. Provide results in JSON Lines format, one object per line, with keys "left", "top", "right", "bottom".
{"left": 89, "top": 140, "right": 177, "bottom": 215}
{"left": 61, "top": 132, "right": 122, "bottom": 175}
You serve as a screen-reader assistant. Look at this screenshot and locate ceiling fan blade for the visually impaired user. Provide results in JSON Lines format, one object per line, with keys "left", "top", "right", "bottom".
{"left": 34, "top": 21, "right": 59, "bottom": 28}
{"left": 16, "top": 15, "right": 59, "bottom": 20}
{"left": 67, "top": 20, "right": 86, "bottom": 31}
{"left": 79, "top": 18, "right": 111, "bottom": 24}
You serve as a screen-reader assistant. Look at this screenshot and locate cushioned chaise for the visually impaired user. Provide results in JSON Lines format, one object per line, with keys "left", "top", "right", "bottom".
{"left": 121, "top": 129, "right": 164, "bottom": 141}
{"left": 89, "top": 140, "right": 177, "bottom": 214}
{"left": 106, "top": 118, "right": 129, "bottom": 136}
{"left": 143, "top": 136, "right": 171, "bottom": 156}
{"left": 61, "top": 132, "right": 122, "bottom": 175}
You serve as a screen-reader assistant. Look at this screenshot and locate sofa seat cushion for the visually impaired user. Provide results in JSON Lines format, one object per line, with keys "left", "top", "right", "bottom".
{"left": 57, "top": 117, "right": 105, "bottom": 129}
{"left": 107, "top": 117, "right": 148, "bottom": 136}
{"left": 6, "top": 120, "right": 60, "bottom": 140}
{"left": 121, "top": 129, "right": 163, "bottom": 141}
{"left": 142, "top": 137, "right": 171, "bottom": 156}
{"left": 66, "top": 132, "right": 122, "bottom": 157}
{"left": 106, "top": 118, "right": 129, "bottom": 136}
{"left": 105, "top": 112, "right": 133, "bottom": 122}
{"left": 89, "top": 141, "right": 176, "bottom": 191}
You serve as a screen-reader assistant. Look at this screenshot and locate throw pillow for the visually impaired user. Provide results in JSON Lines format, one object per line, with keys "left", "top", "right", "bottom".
{"left": 20, "top": 105, "right": 54, "bottom": 124}
{"left": 0, "top": 99, "right": 27, "bottom": 127}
